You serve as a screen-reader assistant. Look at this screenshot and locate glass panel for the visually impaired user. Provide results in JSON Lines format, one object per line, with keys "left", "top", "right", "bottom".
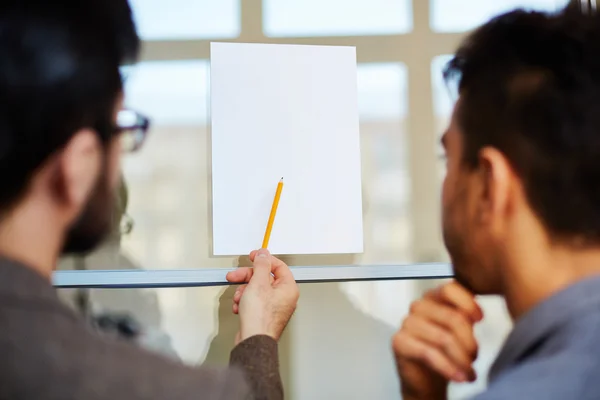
{"left": 264, "top": 0, "right": 412, "bottom": 37}
{"left": 121, "top": 60, "right": 210, "bottom": 125}
{"left": 358, "top": 64, "right": 411, "bottom": 264}
{"left": 432, "top": 54, "right": 455, "bottom": 180}
{"left": 431, "top": 55, "right": 455, "bottom": 122}
{"left": 59, "top": 61, "right": 409, "bottom": 271}
{"left": 129, "top": 0, "right": 240, "bottom": 40}
{"left": 430, "top": 0, "right": 569, "bottom": 33}
{"left": 58, "top": 281, "right": 512, "bottom": 399}
{"left": 121, "top": 60, "right": 216, "bottom": 271}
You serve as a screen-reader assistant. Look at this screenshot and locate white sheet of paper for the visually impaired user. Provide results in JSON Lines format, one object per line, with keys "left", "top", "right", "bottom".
{"left": 210, "top": 42, "right": 364, "bottom": 255}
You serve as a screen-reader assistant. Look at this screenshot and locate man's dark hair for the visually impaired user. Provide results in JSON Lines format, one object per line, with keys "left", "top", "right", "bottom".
{"left": 0, "top": 0, "right": 139, "bottom": 209}
{"left": 444, "top": 4, "right": 600, "bottom": 244}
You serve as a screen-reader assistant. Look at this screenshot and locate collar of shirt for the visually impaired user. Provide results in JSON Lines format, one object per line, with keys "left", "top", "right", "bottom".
{"left": 489, "top": 274, "right": 600, "bottom": 382}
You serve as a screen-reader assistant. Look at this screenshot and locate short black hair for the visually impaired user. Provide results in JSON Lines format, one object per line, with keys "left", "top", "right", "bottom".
{"left": 0, "top": 0, "right": 139, "bottom": 209}
{"left": 444, "top": 4, "right": 600, "bottom": 244}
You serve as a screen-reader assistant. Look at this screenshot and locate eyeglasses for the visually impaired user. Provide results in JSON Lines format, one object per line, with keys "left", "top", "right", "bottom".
{"left": 115, "top": 109, "right": 150, "bottom": 153}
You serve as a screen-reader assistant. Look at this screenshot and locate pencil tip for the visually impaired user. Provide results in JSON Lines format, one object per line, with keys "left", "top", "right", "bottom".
{"left": 281, "top": 177, "right": 284, "bottom": 180}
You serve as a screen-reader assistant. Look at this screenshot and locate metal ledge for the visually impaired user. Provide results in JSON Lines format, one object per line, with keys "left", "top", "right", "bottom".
{"left": 53, "top": 263, "right": 453, "bottom": 289}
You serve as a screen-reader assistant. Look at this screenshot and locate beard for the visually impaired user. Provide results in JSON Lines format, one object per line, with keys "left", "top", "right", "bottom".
{"left": 442, "top": 191, "right": 501, "bottom": 295}
{"left": 442, "top": 182, "right": 481, "bottom": 294}
{"left": 61, "top": 170, "right": 115, "bottom": 256}
{"left": 443, "top": 214, "right": 476, "bottom": 292}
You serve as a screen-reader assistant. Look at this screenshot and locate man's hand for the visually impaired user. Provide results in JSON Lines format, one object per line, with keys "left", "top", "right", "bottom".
{"left": 392, "top": 282, "right": 483, "bottom": 400}
{"left": 226, "top": 249, "right": 299, "bottom": 344}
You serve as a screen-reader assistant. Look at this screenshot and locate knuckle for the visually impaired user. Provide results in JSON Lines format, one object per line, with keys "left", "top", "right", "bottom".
{"left": 437, "top": 330, "right": 454, "bottom": 348}
{"left": 468, "top": 340, "right": 479, "bottom": 359}
{"left": 391, "top": 331, "right": 408, "bottom": 352}
{"left": 400, "top": 317, "right": 410, "bottom": 331}
{"left": 391, "top": 335, "right": 399, "bottom": 351}
{"left": 439, "top": 283, "right": 454, "bottom": 299}
{"left": 446, "top": 309, "right": 467, "bottom": 329}
{"left": 420, "top": 345, "right": 436, "bottom": 363}
{"left": 409, "top": 300, "right": 421, "bottom": 314}
{"left": 402, "top": 315, "right": 422, "bottom": 333}
{"left": 423, "top": 348, "right": 450, "bottom": 375}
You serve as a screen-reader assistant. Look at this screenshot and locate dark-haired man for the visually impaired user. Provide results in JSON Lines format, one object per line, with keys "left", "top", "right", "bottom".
{"left": 0, "top": 0, "right": 298, "bottom": 399}
{"left": 394, "top": 4, "right": 600, "bottom": 400}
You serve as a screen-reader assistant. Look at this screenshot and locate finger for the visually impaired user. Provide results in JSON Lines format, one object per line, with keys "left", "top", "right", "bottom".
{"left": 403, "top": 315, "right": 477, "bottom": 380}
{"left": 270, "top": 256, "right": 295, "bottom": 284}
{"left": 249, "top": 250, "right": 259, "bottom": 262}
{"left": 410, "top": 298, "right": 478, "bottom": 359}
{"left": 233, "top": 303, "right": 239, "bottom": 314}
{"left": 437, "top": 282, "right": 483, "bottom": 322}
{"left": 426, "top": 283, "right": 483, "bottom": 322}
{"left": 249, "top": 250, "right": 294, "bottom": 283}
{"left": 393, "top": 332, "right": 467, "bottom": 382}
{"left": 227, "top": 267, "right": 254, "bottom": 284}
{"left": 233, "top": 284, "right": 247, "bottom": 304}
{"left": 251, "top": 249, "right": 273, "bottom": 281}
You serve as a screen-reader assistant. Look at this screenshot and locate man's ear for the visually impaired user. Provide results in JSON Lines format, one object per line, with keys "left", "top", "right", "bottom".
{"left": 477, "top": 147, "right": 512, "bottom": 225}
{"left": 57, "top": 129, "right": 102, "bottom": 209}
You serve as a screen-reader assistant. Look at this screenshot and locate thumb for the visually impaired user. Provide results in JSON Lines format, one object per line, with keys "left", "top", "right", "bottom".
{"left": 251, "top": 249, "right": 272, "bottom": 282}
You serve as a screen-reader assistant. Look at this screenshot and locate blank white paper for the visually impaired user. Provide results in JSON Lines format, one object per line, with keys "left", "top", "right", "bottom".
{"left": 210, "top": 42, "right": 363, "bottom": 255}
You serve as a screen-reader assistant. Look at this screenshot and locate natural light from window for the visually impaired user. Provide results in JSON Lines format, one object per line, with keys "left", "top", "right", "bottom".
{"left": 430, "top": 0, "right": 570, "bottom": 32}
{"left": 264, "top": 0, "right": 412, "bottom": 37}
{"left": 129, "top": 0, "right": 240, "bottom": 40}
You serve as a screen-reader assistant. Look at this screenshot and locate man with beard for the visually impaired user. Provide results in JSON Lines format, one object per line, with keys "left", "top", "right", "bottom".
{"left": 393, "top": 4, "right": 600, "bottom": 400}
{"left": 0, "top": 0, "right": 298, "bottom": 399}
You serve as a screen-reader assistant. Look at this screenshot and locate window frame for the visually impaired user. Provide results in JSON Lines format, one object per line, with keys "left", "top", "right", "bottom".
{"left": 55, "top": 0, "right": 583, "bottom": 289}
{"left": 54, "top": 264, "right": 452, "bottom": 288}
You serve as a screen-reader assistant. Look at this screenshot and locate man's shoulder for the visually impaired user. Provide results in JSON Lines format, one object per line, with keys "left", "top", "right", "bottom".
{"left": 476, "top": 333, "right": 600, "bottom": 400}
{"left": 479, "top": 282, "right": 600, "bottom": 400}
{"left": 0, "top": 296, "right": 251, "bottom": 400}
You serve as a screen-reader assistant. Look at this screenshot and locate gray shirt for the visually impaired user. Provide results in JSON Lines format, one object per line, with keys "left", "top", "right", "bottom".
{"left": 475, "top": 275, "right": 600, "bottom": 400}
{"left": 0, "top": 257, "right": 283, "bottom": 400}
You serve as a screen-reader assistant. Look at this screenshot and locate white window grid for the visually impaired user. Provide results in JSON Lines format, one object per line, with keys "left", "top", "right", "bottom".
{"left": 54, "top": 0, "right": 585, "bottom": 288}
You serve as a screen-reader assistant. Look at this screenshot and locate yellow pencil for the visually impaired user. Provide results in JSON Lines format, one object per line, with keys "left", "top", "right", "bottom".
{"left": 262, "top": 178, "right": 284, "bottom": 249}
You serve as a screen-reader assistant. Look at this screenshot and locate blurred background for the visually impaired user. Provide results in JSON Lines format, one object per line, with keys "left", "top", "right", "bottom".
{"left": 57, "top": 1, "right": 573, "bottom": 398}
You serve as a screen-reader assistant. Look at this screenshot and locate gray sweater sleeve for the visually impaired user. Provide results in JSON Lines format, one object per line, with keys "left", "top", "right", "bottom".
{"left": 0, "top": 303, "right": 283, "bottom": 400}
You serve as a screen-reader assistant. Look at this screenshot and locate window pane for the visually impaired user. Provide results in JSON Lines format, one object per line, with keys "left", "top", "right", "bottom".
{"left": 432, "top": 55, "right": 455, "bottom": 184}
{"left": 119, "top": 60, "right": 216, "bottom": 271}
{"left": 357, "top": 64, "right": 412, "bottom": 263}
{"left": 58, "top": 280, "right": 511, "bottom": 399}
{"left": 432, "top": 54, "right": 454, "bottom": 176}
{"left": 358, "top": 63, "right": 408, "bottom": 121}
{"left": 264, "top": 0, "right": 412, "bottom": 37}
{"left": 129, "top": 0, "right": 240, "bottom": 40}
{"left": 431, "top": 55, "right": 455, "bottom": 121}
{"left": 122, "top": 60, "right": 209, "bottom": 125}
{"left": 430, "top": 0, "right": 569, "bottom": 33}
{"left": 60, "top": 61, "right": 410, "bottom": 271}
